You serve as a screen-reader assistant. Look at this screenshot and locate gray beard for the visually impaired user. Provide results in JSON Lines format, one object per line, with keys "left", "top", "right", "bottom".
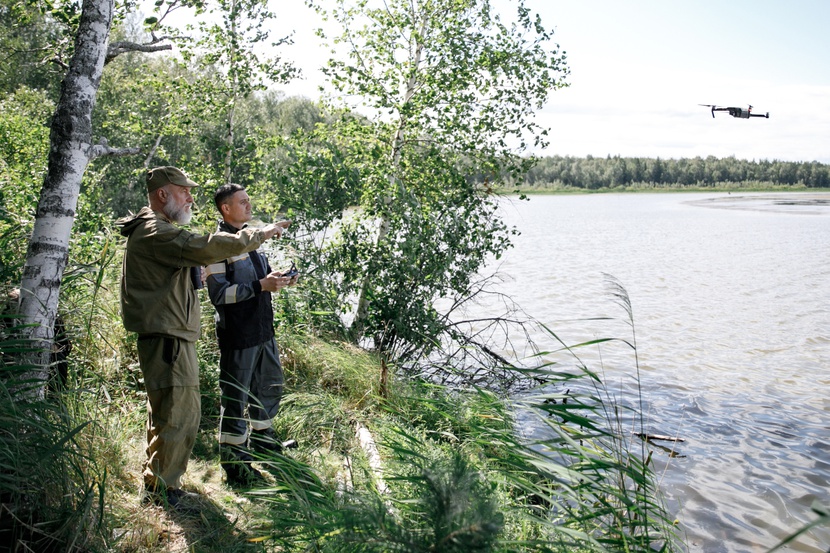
{"left": 164, "top": 195, "right": 192, "bottom": 225}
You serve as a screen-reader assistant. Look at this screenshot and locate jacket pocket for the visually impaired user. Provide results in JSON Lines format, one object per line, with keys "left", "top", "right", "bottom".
{"left": 162, "top": 337, "right": 180, "bottom": 364}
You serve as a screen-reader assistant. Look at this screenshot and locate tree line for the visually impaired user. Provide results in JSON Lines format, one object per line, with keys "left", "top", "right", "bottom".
{"left": 510, "top": 154, "right": 830, "bottom": 190}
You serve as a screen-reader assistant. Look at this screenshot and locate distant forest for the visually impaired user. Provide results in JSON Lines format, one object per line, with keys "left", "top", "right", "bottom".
{"left": 506, "top": 155, "right": 830, "bottom": 190}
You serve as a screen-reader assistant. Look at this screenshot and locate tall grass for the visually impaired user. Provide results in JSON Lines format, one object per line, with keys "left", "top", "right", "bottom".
{"left": 0, "top": 219, "right": 684, "bottom": 552}
{"left": 0, "top": 319, "right": 107, "bottom": 552}
{"left": 231, "top": 315, "right": 682, "bottom": 552}
{"left": 0, "top": 201, "right": 107, "bottom": 550}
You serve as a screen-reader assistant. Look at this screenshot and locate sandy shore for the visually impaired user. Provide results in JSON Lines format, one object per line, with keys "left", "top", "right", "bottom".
{"left": 684, "top": 192, "right": 830, "bottom": 215}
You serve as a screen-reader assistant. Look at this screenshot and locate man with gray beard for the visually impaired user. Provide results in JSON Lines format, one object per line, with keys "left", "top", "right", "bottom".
{"left": 117, "top": 166, "right": 289, "bottom": 513}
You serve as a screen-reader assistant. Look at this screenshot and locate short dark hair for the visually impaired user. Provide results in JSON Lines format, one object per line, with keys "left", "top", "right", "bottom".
{"left": 214, "top": 183, "right": 246, "bottom": 211}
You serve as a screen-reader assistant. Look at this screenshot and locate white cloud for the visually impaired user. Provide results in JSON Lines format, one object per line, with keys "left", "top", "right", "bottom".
{"left": 178, "top": 0, "right": 830, "bottom": 164}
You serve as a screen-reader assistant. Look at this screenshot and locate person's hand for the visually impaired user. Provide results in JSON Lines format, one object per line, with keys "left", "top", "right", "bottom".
{"left": 279, "top": 266, "right": 299, "bottom": 286}
{"left": 259, "top": 271, "right": 292, "bottom": 292}
{"left": 262, "top": 220, "right": 291, "bottom": 240}
{"left": 261, "top": 224, "right": 281, "bottom": 240}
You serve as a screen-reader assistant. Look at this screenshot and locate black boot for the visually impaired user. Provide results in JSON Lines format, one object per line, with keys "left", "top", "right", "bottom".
{"left": 249, "top": 427, "right": 298, "bottom": 455}
{"left": 143, "top": 483, "right": 201, "bottom": 514}
{"left": 221, "top": 444, "right": 265, "bottom": 487}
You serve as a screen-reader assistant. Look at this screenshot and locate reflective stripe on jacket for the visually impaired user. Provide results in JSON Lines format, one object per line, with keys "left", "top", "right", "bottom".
{"left": 206, "top": 220, "right": 275, "bottom": 350}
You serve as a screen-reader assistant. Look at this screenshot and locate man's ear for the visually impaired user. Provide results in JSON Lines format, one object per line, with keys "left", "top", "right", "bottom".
{"left": 219, "top": 202, "right": 229, "bottom": 216}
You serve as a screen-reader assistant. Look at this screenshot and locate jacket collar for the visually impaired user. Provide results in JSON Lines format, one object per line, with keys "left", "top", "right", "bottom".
{"left": 218, "top": 220, "right": 248, "bottom": 234}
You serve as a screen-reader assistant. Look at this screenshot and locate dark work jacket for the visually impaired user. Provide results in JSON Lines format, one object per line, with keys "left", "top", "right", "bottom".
{"left": 205, "top": 221, "right": 275, "bottom": 350}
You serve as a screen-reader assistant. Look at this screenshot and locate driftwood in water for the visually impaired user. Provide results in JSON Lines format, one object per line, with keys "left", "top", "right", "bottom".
{"left": 634, "top": 432, "right": 685, "bottom": 443}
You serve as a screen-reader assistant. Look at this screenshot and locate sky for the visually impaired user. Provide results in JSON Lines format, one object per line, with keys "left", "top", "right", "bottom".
{"left": 273, "top": 1, "right": 830, "bottom": 163}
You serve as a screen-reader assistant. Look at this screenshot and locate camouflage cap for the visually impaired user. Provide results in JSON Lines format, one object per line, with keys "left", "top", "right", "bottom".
{"left": 146, "top": 166, "right": 199, "bottom": 192}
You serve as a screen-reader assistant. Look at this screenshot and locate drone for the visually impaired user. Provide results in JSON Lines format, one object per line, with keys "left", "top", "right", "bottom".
{"left": 700, "top": 104, "right": 769, "bottom": 119}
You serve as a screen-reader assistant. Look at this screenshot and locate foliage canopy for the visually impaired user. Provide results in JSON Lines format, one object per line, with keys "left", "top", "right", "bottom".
{"left": 283, "top": 0, "right": 569, "bottom": 354}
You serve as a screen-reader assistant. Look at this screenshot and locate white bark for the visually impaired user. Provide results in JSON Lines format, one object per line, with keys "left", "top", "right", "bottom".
{"left": 17, "top": 0, "right": 114, "bottom": 399}
{"left": 352, "top": 15, "right": 428, "bottom": 340}
{"left": 223, "top": 0, "right": 239, "bottom": 185}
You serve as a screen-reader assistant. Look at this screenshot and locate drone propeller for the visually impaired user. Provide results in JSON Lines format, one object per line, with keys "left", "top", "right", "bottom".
{"left": 699, "top": 104, "right": 718, "bottom": 117}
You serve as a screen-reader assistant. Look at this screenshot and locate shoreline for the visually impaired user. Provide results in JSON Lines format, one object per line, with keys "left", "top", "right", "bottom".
{"left": 495, "top": 187, "right": 830, "bottom": 214}
{"left": 494, "top": 185, "right": 828, "bottom": 196}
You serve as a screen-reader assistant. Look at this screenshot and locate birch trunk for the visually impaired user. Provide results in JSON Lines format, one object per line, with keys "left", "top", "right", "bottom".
{"left": 17, "top": 0, "right": 113, "bottom": 399}
{"left": 223, "top": 0, "right": 239, "bottom": 185}
{"left": 352, "top": 14, "right": 428, "bottom": 343}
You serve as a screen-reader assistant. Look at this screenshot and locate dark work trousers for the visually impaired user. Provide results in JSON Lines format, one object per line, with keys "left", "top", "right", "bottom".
{"left": 218, "top": 338, "right": 284, "bottom": 445}
{"left": 136, "top": 336, "right": 201, "bottom": 490}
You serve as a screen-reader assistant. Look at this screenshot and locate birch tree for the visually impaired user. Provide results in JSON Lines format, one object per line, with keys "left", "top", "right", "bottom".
{"left": 308, "top": 0, "right": 568, "bottom": 352}
{"left": 182, "top": 0, "right": 297, "bottom": 184}
{"left": 16, "top": 0, "right": 169, "bottom": 398}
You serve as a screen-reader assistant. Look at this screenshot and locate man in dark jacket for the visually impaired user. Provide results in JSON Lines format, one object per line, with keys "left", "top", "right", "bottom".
{"left": 117, "top": 167, "right": 287, "bottom": 511}
{"left": 207, "top": 183, "right": 298, "bottom": 485}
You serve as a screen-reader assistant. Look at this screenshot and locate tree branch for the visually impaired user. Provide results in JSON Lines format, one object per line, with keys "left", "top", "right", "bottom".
{"left": 89, "top": 138, "right": 141, "bottom": 161}
{"left": 48, "top": 56, "right": 69, "bottom": 71}
{"left": 105, "top": 40, "right": 173, "bottom": 64}
{"left": 143, "top": 133, "right": 164, "bottom": 168}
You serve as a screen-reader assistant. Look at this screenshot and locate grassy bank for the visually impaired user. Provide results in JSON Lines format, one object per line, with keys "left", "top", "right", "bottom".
{"left": 1, "top": 316, "right": 682, "bottom": 552}
{"left": 0, "top": 217, "right": 684, "bottom": 552}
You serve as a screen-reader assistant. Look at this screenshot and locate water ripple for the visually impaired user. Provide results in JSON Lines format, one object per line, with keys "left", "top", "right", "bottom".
{"left": 480, "top": 193, "right": 830, "bottom": 552}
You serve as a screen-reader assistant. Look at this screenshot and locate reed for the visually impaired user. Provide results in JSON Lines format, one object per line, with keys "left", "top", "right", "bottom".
{"left": 228, "top": 318, "right": 681, "bottom": 552}
{"left": 0, "top": 326, "right": 107, "bottom": 552}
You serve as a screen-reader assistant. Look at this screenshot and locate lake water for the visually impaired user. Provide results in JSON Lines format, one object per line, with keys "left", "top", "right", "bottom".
{"left": 479, "top": 192, "right": 830, "bottom": 552}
